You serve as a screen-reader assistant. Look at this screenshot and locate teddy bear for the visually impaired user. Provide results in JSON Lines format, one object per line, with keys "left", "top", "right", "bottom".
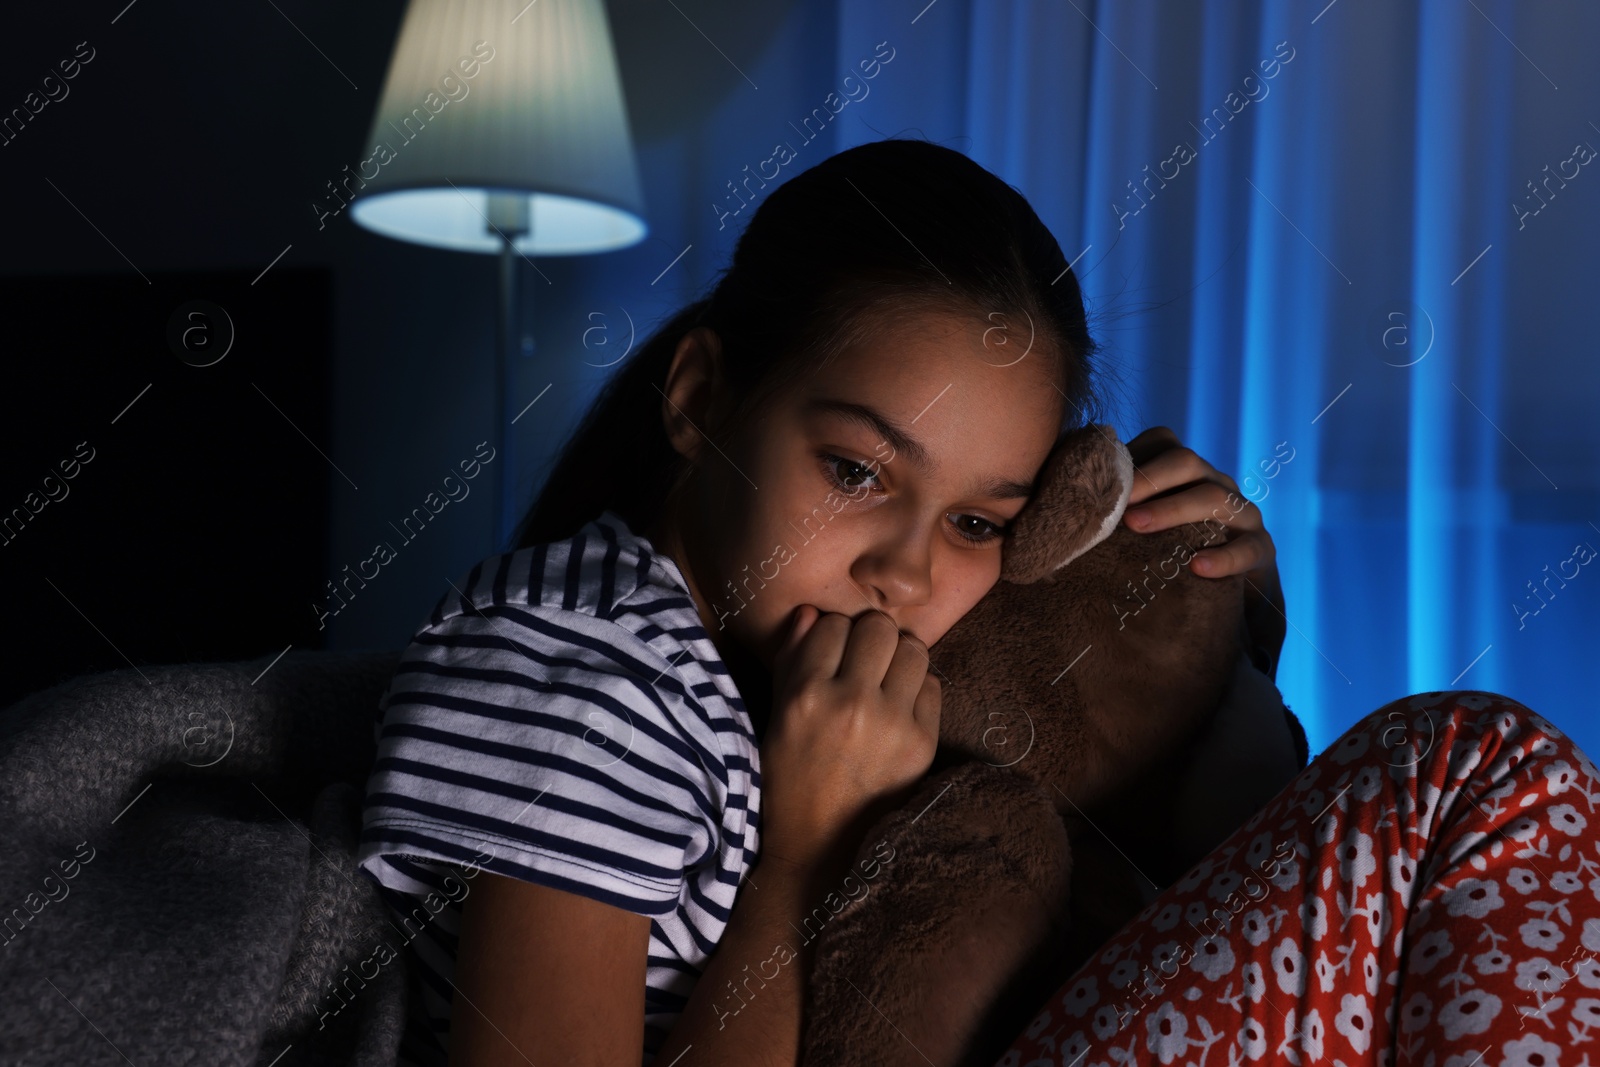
{"left": 796, "top": 423, "right": 1311, "bottom": 1067}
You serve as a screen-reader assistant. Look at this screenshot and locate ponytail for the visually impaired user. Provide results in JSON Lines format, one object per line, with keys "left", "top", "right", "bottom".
{"left": 510, "top": 299, "right": 709, "bottom": 549}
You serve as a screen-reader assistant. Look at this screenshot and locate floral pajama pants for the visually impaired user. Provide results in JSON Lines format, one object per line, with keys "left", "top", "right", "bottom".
{"left": 995, "top": 689, "right": 1600, "bottom": 1067}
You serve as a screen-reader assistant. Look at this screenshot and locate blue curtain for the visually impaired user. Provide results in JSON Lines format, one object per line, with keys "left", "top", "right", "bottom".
{"left": 512, "top": 0, "right": 1600, "bottom": 759}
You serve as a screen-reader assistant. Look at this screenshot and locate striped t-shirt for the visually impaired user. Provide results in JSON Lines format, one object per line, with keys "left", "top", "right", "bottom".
{"left": 355, "top": 508, "right": 762, "bottom": 1066}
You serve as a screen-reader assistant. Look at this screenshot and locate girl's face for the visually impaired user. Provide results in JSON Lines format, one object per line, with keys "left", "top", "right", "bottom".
{"left": 658, "top": 307, "right": 1067, "bottom": 672}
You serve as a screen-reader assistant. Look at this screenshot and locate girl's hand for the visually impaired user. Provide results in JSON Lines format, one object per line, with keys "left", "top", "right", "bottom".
{"left": 1118, "top": 426, "right": 1287, "bottom": 678}
{"left": 761, "top": 605, "right": 941, "bottom": 874}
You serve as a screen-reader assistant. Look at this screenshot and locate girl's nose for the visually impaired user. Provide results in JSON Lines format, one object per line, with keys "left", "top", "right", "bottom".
{"left": 851, "top": 525, "right": 933, "bottom": 611}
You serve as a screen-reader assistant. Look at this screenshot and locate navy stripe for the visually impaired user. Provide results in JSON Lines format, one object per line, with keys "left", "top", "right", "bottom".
{"left": 598, "top": 519, "right": 619, "bottom": 617}
{"left": 632, "top": 593, "right": 700, "bottom": 617}
{"left": 563, "top": 531, "right": 586, "bottom": 611}
{"left": 492, "top": 552, "right": 511, "bottom": 604}
{"left": 635, "top": 547, "right": 651, "bottom": 599}
{"left": 459, "top": 560, "right": 485, "bottom": 616}
{"left": 530, "top": 541, "right": 548, "bottom": 604}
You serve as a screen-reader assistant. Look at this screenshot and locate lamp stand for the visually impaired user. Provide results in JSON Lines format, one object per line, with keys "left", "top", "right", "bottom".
{"left": 488, "top": 193, "right": 530, "bottom": 555}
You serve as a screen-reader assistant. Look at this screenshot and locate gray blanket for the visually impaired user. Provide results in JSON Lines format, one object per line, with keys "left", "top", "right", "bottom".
{"left": 0, "top": 649, "right": 409, "bottom": 1067}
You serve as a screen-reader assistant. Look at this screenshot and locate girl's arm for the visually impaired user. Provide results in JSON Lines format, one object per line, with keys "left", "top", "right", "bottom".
{"left": 653, "top": 851, "right": 851, "bottom": 1065}
{"left": 450, "top": 871, "right": 651, "bottom": 1066}
{"left": 450, "top": 854, "right": 853, "bottom": 1067}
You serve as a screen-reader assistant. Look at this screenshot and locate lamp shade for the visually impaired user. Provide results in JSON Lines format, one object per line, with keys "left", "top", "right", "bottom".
{"left": 349, "top": 0, "right": 648, "bottom": 255}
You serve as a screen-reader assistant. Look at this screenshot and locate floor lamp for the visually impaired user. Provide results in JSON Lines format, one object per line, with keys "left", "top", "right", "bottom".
{"left": 349, "top": 0, "right": 648, "bottom": 552}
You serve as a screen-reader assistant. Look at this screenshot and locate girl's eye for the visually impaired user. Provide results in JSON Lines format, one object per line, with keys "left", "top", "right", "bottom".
{"left": 949, "top": 513, "right": 1008, "bottom": 544}
{"left": 818, "top": 450, "right": 1007, "bottom": 545}
{"left": 818, "top": 452, "right": 883, "bottom": 492}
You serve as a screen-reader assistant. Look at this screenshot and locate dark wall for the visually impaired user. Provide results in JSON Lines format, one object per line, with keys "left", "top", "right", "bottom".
{"left": 0, "top": 269, "right": 333, "bottom": 707}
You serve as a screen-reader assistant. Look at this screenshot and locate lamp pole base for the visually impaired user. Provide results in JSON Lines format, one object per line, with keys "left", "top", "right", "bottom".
{"left": 488, "top": 193, "right": 530, "bottom": 554}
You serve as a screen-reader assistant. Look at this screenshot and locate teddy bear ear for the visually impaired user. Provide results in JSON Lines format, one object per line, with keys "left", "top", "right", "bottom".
{"left": 999, "top": 423, "right": 1135, "bottom": 585}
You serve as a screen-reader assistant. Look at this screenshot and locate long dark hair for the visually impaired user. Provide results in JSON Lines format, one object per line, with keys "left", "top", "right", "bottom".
{"left": 511, "top": 136, "right": 1108, "bottom": 550}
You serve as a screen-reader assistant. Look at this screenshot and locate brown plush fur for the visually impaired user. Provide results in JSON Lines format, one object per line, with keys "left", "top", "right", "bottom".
{"left": 799, "top": 424, "right": 1284, "bottom": 1066}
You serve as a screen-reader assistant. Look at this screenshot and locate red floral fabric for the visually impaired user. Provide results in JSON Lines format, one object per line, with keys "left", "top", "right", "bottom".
{"left": 995, "top": 690, "right": 1600, "bottom": 1066}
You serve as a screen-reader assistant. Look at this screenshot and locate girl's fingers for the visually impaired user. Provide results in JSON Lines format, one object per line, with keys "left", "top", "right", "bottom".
{"left": 880, "top": 630, "right": 932, "bottom": 709}
{"left": 911, "top": 671, "right": 941, "bottom": 743}
{"left": 837, "top": 610, "right": 905, "bottom": 686}
{"left": 776, "top": 604, "right": 819, "bottom": 667}
{"left": 785, "top": 607, "right": 849, "bottom": 681}
{"left": 1190, "top": 531, "right": 1273, "bottom": 579}
{"left": 1126, "top": 447, "right": 1241, "bottom": 506}
{"left": 1125, "top": 482, "right": 1260, "bottom": 535}
{"left": 784, "top": 603, "right": 819, "bottom": 649}
{"left": 1120, "top": 426, "right": 1273, "bottom": 582}
{"left": 1125, "top": 425, "right": 1182, "bottom": 467}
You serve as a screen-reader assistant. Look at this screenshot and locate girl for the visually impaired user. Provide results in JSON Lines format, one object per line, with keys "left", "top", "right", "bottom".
{"left": 356, "top": 137, "right": 1595, "bottom": 1067}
